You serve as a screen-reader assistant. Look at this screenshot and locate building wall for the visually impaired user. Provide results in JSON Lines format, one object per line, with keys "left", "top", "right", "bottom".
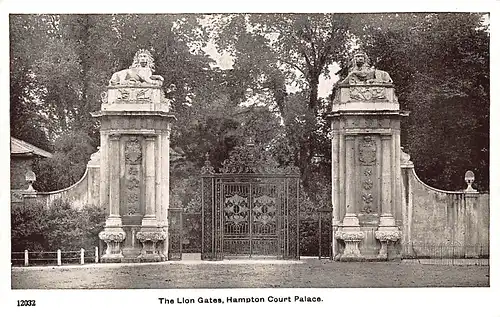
{"left": 10, "top": 156, "right": 33, "bottom": 190}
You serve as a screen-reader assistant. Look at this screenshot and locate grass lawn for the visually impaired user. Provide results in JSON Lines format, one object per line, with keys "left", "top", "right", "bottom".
{"left": 11, "top": 259, "right": 489, "bottom": 289}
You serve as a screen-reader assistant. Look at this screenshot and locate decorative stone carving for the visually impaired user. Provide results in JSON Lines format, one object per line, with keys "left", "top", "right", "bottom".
{"left": 362, "top": 193, "right": 373, "bottom": 204}
{"left": 360, "top": 142, "right": 376, "bottom": 214}
{"left": 136, "top": 231, "right": 167, "bottom": 243}
{"left": 464, "top": 170, "right": 478, "bottom": 193}
{"left": 136, "top": 88, "right": 152, "bottom": 101}
{"left": 136, "top": 230, "right": 167, "bottom": 261}
{"left": 335, "top": 50, "right": 394, "bottom": 102}
{"left": 101, "top": 91, "right": 108, "bottom": 104}
{"left": 117, "top": 89, "right": 130, "bottom": 101}
{"left": 375, "top": 229, "right": 402, "bottom": 260}
{"left": 400, "top": 148, "right": 413, "bottom": 167}
{"left": 359, "top": 136, "right": 376, "bottom": 165}
{"left": 362, "top": 205, "right": 374, "bottom": 213}
{"left": 363, "top": 178, "right": 373, "bottom": 190}
{"left": 340, "top": 50, "right": 393, "bottom": 86}
{"left": 99, "top": 230, "right": 126, "bottom": 260}
{"left": 109, "top": 49, "right": 164, "bottom": 87}
{"left": 335, "top": 231, "right": 365, "bottom": 261}
{"left": 99, "top": 231, "right": 126, "bottom": 242}
{"left": 87, "top": 147, "right": 101, "bottom": 167}
{"left": 125, "top": 137, "right": 142, "bottom": 164}
{"left": 375, "top": 230, "right": 402, "bottom": 242}
{"left": 350, "top": 86, "right": 387, "bottom": 101}
{"left": 126, "top": 178, "right": 140, "bottom": 190}
{"left": 128, "top": 166, "right": 139, "bottom": 175}
{"left": 124, "top": 137, "right": 142, "bottom": 216}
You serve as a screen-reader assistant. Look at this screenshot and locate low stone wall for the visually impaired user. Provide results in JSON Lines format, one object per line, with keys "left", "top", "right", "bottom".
{"left": 400, "top": 164, "right": 489, "bottom": 258}
{"left": 12, "top": 154, "right": 101, "bottom": 210}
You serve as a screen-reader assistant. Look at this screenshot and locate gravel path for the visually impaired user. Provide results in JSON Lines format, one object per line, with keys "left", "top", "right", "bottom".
{"left": 11, "top": 259, "right": 489, "bottom": 289}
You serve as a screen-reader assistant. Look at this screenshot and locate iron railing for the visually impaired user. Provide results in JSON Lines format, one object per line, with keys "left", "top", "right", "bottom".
{"left": 401, "top": 243, "right": 489, "bottom": 266}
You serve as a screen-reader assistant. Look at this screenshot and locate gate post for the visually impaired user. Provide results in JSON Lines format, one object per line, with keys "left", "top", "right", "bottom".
{"left": 92, "top": 49, "right": 176, "bottom": 263}
{"left": 327, "top": 50, "right": 406, "bottom": 261}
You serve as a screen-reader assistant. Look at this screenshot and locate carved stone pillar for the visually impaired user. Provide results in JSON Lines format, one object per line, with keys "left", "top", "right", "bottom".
{"left": 335, "top": 135, "right": 365, "bottom": 261}
{"left": 331, "top": 131, "right": 340, "bottom": 259}
{"left": 379, "top": 135, "right": 394, "bottom": 226}
{"left": 92, "top": 49, "right": 176, "bottom": 262}
{"left": 375, "top": 134, "right": 401, "bottom": 260}
{"left": 99, "top": 133, "right": 126, "bottom": 262}
{"left": 159, "top": 128, "right": 171, "bottom": 259}
{"left": 142, "top": 135, "right": 157, "bottom": 227}
{"left": 327, "top": 52, "right": 407, "bottom": 261}
{"left": 137, "top": 135, "right": 166, "bottom": 262}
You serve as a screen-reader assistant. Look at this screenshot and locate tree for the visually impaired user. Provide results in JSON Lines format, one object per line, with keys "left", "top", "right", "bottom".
{"left": 32, "top": 131, "right": 96, "bottom": 192}
{"left": 354, "top": 13, "right": 489, "bottom": 190}
{"left": 205, "top": 14, "right": 353, "bottom": 195}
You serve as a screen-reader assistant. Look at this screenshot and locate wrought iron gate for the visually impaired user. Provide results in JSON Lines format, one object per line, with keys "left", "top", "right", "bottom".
{"left": 201, "top": 174, "right": 300, "bottom": 260}
{"left": 168, "top": 208, "right": 202, "bottom": 260}
{"left": 299, "top": 208, "right": 333, "bottom": 259}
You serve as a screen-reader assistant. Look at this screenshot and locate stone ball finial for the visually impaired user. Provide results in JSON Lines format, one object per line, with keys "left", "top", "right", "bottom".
{"left": 25, "top": 170, "right": 36, "bottom": 191}
{"left": 464, "top": 170, "right": 477, "bottom": 192}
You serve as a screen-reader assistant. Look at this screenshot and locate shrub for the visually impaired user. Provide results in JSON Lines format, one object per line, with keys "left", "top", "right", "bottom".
{"left": 10, "top": 200, "right": 105, "bottom": 253}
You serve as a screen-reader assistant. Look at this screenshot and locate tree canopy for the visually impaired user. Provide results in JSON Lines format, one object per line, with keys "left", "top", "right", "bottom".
{"left": 10, "top": 13, "right": 489, "bottom": 199}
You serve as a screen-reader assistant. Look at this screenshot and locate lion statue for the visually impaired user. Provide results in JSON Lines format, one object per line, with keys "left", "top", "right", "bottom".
{"left": 340, "top": 50, "right": 393, "bottom": 85}
{"left": 109, "top": 49, "right": 164, "bottom": 86}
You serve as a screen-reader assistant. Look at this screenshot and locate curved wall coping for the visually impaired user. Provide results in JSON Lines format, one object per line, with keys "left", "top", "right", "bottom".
{"left": 35, "top": 165, "right": 92, "bottom": 196}
{"left": 409, "top": 166, "right": 471, "bottom": 195}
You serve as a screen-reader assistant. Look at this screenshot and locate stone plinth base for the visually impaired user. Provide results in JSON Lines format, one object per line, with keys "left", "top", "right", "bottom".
{"left": 99, "top": 227, "right": 126, "bottom": 263}
{"left": 335, "top": 229, "right": 365, "bottom": 262}
{"left": 136, "top": 229, "right": 167, "bottom": 262}
{"left": 375, "top": 228, "right": 402, "bottom": 261}
{"left": 101, "top": 254, "right": 125, "bottom": 263}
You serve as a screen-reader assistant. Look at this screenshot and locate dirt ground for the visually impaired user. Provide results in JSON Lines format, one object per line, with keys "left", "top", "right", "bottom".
{"left": 11, "top": 259, "right": 489, "bottom": 289}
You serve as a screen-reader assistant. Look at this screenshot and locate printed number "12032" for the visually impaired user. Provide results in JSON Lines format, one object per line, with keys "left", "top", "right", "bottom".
{"left": 17, "top": 300, "right": 36, "bottom": 307}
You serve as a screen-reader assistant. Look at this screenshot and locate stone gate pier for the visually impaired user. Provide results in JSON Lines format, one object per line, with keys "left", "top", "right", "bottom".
{"left": 92, "top": 50, "right": 176, "bottom": 262}
{"left": 327, "top": 51, "right": 407, "bottom": 261}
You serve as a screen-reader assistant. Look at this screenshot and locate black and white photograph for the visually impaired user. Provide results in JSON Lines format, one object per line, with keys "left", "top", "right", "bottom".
{"left": 1, "top": 1, "right": 498, "bottom": 316}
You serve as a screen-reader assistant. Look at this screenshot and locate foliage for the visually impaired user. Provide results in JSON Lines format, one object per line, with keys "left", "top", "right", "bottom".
{"left": 205, "top": 14, "right": 351, "bottom": 194}
{"left": 353, "top": 13, "right": 489, "bottom": 190}
{"left": 32, "top": 131, "right": 96, "bottom": 191}
{"left": 11, "top": 200, "right": 106, "bottom": 252}
{"left": 10, "top": 13, "right": 490, "bottom": 202}
{"left": 11, "top": 201, "right": 47, "bottom": 252}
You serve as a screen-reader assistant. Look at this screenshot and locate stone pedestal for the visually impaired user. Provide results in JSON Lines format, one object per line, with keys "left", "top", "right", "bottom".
{"left": 99, "top": 228, "right": 126, "bottom": 262}
{"left": 93, "top": 83, "right": 175, "bottom": 263}
{"left": 328, "top": 81, "right": 408, "bottom": 261}
{"left": 375, "top": 229, "right": 402, "bottom": 260}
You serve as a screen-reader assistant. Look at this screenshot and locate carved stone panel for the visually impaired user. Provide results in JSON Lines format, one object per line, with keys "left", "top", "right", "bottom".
{"left": 124, "top": 137, "right": 143, "bottom": 216}
{"left": 125, "top": 137, "right": 142, "bottom": 164}
{"left": 349, "top": 86, "right": 388, "bottom": 101}
{"left": 359, "top": 135, "right": 376, "bottom": 166}
{"left": 357, "top": 135, "right": 379, "bottom": 226}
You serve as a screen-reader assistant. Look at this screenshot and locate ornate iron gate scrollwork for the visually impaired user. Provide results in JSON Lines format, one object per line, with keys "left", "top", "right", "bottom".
{"left": 201, "top": 174, "right": 300, "bottom": 260}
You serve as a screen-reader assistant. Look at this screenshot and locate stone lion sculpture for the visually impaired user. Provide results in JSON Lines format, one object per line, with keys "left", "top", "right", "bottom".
{"left": 340, "top": 50, "right": 393, "bottom": 85}
{"left": 109, "top": 49, "right": 164, "bottom": 86}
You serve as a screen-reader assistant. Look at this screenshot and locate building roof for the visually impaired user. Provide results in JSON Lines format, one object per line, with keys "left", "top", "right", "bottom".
{"left": 11, "top": 137, "right": 53, "bottom": 158}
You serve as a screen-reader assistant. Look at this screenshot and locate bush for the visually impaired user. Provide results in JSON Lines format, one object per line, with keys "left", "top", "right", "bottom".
{"left": 11, "top": 200, "right": 106, "bottom": 252}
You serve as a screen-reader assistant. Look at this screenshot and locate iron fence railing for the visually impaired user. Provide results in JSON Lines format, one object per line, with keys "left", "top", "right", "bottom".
{"left": 401, "top": 243, "right": 489, "bottom": 266}
{"left": 299, "top": 210, "right": 332, "bottom": 259}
